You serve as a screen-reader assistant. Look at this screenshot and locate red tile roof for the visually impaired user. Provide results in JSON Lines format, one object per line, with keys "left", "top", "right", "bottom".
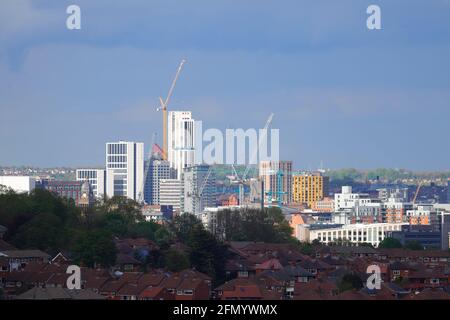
{"left": 221, "top": 285, "right": 262, "bottom": 299}
{"left": 139, "top": 286, "right": 165, "bottom": 299}
{"left": 256, "top": 258, "right": 283, "bottom": 271}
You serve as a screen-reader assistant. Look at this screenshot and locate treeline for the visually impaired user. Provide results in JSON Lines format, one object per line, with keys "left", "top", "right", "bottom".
{"left": 0, "top": 189, "right": 300, "bottom": 284}
{"left": 215, "top": 207, "right": 295, "bottom": 243}
{"left": 328, "top": 168, "right": 450, "bottom": 184}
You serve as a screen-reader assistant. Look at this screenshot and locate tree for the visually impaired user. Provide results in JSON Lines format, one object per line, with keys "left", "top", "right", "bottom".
{"left": 170, "top": 214, "right": 203, "bottom": 240}
{"left": 216, "top": 207, "right": 295, "bottom": 243}
{"left": 187, "top": 224, "right": 227, "bottom": 284}
{"left": 101, "top": 196, "right": 143, "bottom": 223}
{"left": 72, "top": 230, "right": 117, "bottom": 268}
{"left": 154, "top": 227, "right": 172, "bottom": 248}
{"left": 296, "top": 241, "right": 314, "bottom": 256}
{"left": 338, "top": 273, "right": 363, "bottom": 293}
{"left": 11, "top": 212, "right": 68, "bottom": 254}
{"left": 378, "top": 237, "right": 402, "bottom": 249}
{"left": 101, "top": 213, "right": 130, "bottom": 237}
{"left": 163, "top": 249, "right": 190, "bottom": 272}
{"left": 126, "top": 221, "right": 160, "bottom": 240}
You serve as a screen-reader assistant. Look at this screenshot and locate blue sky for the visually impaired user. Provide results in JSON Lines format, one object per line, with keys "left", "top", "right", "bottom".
{"left": 0, "top": 0, "right": 449, "bottom": 170}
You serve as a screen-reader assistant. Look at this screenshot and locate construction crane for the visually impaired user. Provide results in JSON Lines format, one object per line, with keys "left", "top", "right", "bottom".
{"left": 232, "top": 113, "right": 275, "bottom": 205}
{"left": 412, "top": 180, "right": 424, "bottom": 206}
{"left": 265, "top": 169, "right": 287, "bottom": 208}
{"left": 156, "top": 59, "right": 187, "bottom": 160}
{"left": 230, "top": 163, "right": 243, "bottom": 204}
{"left": 189, "top": 166, "right": 214, "bottom": 214}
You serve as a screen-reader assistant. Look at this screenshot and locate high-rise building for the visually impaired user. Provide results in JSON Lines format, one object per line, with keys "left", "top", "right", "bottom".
{"left": 334, "top": 186, "right": 376, "bottom": 211}
{"left": 433, "top": 204, "right": 450, "bottom": 250}
{"left": 168, "top": 111, "right": 196, "bottom": 179}
{"left": 382, "top": 196, "right": 413, "bottom": 224}
{"left": 144, "top": 159, "right": 176, "bottom": 205}
{"left": 441, "top": 211, "right": 450, "bottom": 250}
{"left": 181, "top": 165, "right": 216, "bottom": 214}
{"left": 160, "top": 179, "right": 183, "bottom": 212}
{"left": 259, "top": 160, "right": 292, "bottom": 205}
{"left": 406, "top": 204, "right": 434, "bottom": 225}
{"left": 76, "top": 169, "right": 106, "bottom": 198}
{"left": 249, "top": 178, "right": 262, "bottom": 203}
{"left": 106, "top": 141, "right": 144, "bottom": 201}
{"left": 333, "top": 186, "right": 382, "bottom": 224}
{"left": 292, "top": 171, "right": 329, "bottom": 208}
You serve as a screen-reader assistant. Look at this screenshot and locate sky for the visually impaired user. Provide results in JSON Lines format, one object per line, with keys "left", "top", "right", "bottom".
{"left": 0, "top": 0, "right": 449, "bottom": 170}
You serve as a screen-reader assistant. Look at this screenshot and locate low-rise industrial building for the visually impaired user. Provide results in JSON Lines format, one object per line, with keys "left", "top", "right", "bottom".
{"left": 295, "top": 222, "right": 407, "bottom": 247}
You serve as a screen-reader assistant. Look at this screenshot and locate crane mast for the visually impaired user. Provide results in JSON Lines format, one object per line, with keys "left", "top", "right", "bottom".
{"left": 234, "top": 113, "right": 274, "bottom": 205}
{"left": 158, "top": 59, "right": 187, "bottom": 161}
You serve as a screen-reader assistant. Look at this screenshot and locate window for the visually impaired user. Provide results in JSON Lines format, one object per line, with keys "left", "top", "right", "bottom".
{"left": 183, "top": 290, "right": 193, "bottom": 295}
{"left": 430, "top": 278, "right": 439, "bottom": 284}
{"left": 238, "top": 271, "right": 248, "bottom": 278}
{"left": 393, "top": 270, "right": 400, "bottom": 276}
{"left": 298, "top": 277, "right": 308, "bottom": 283}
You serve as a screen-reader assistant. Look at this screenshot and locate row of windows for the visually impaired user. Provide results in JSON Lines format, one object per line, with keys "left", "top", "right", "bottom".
{"left": 108, "top": 163, "right": 127, "bottom": 169}
{"left": 108, "top": 155, "right": 127, "bottom": 163}
{"left": 57, "top": 191, "right": 79, "bottom": 198}
{"left": 318, "top": 236, "right": 383, "bottom": 242}
{"left": 77, "top": 171, "right": 98, "bottom": 179}
{"left": 317, "top": 230, "right": 385, "bottom": 237}
{"left": 108, "top": 143, "right": 127, "bottom": 155}
{"left": 47, "top": 186, "right": 81, "bottom": 191}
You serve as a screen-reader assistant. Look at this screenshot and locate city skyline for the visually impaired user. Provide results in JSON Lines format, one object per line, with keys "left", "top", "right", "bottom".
{"left": 1, "top": 1, "right": 450, "bottom": 170}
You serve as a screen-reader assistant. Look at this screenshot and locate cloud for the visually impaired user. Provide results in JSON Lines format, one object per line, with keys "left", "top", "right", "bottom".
{"left": 0, "top": 1, "right": 449, "bottom": 169}
{"left": 0, "top": 0, "right": 59, "bottom": 44}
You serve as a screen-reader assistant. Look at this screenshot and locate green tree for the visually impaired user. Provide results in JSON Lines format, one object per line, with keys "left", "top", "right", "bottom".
{"left": 126, "top": 221, "right": 160, "bottom": 240}
{"left": 296, "top": 241, "right": 314, "bottom": 256}
{"left": 187, "top": 224, "right": 227, "bottom": 284}
{"left": 11, "top": 212, "right": 68, "bottom": 254}
{"left": 154, "top": 227, "right": 172, "bottom": 248}
{"left": 163, "top": 249, "right": 190, "bottom": 272}
{"left": 101, "top": 213, "right": 130, "bottom": 237}
{"left": 338, "top": 273, "right": 363, "bottom": 293}
{"left": 170, "top": 214, "right": 203, "bottom": 240}
{"left": 101, "top": 196, "right": 143, "bottom": 222}
{"left": 378, "top": 237, "right": 403, "bottom": 249}
{"left": 72, "top": 230, "right": 117, "bottom": 268}
{"left": 216, "top": 207, "right": 295, "bottom": 243}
